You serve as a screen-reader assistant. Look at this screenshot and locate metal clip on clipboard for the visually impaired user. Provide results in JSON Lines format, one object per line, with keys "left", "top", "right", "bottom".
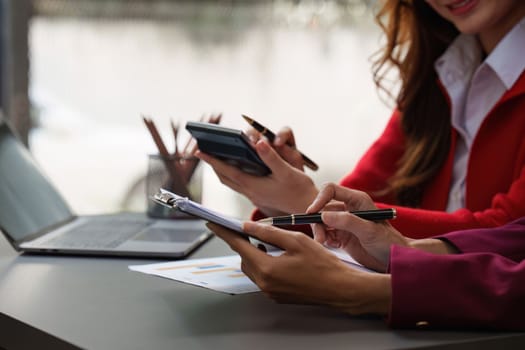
{"left": 152, "top": 189, "right": 279, "bottom": 252}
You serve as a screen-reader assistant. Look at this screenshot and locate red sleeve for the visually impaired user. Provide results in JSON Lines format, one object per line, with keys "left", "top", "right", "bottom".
{"left": 340, "top": 107, "right": 525, "bottom": 238}
{"left": 388, "top": 220, "right": 525, "bottom": 330}
{"left": 254, "top": 106, "right": 525, "bottom": 238}
{"left": 375, "top": 164, "right": 525, "bottom": 238}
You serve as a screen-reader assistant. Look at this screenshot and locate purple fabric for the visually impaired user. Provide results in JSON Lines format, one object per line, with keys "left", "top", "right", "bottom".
{"left": 388, "top": 217, "right": 525, "bottom": 330}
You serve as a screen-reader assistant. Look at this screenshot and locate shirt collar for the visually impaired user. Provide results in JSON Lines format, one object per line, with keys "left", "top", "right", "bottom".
{"left": 435, "top": 16, "right": 525, "bottom": 91}
{"left": 485, "top": 16, "right": 525, "bottom": 89}
{"left": 434, "top": 34, "right": 482, "bottom": 87}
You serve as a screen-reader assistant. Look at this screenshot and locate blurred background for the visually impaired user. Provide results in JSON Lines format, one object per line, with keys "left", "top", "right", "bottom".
{"left": 1, "top": 0, "right": 392, "bottom": 218}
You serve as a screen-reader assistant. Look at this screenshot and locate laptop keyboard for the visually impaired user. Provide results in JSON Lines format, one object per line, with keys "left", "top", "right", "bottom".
{"left": 44, "top": 219, "right": 152, "bottom": 249}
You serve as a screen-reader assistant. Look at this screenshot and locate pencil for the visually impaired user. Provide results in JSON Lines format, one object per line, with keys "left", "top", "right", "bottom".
{"left": 143, "top": 116, "right": 170, "bottom": 157}
{"left": 242, "top": 114, "right": 319, "bottom": 171}
{"left": 142, "top": 116, "right": 191, "bottom": 198}
{"left": 181, "top": 113, "right": 222, "bottom": 183}
{"left": 257, "top": 209, "right": 396, "bottom": 225}
{"left": 170, "top": 119, "right": 179, "bottom": 156}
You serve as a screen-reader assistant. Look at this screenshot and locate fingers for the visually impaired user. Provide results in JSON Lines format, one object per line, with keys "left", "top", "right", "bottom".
{"left": 275, "top": 144, "right": 304, "bottom": 170}
{"left": 253, "top": 140, "right": 295, "bottom": 175}
{"left": 320, "top": 211, "right": 377, "bottom": 241}
{"left": 272, "top": 127, "right": 304, "bottom": 169}
{"left": 307, "top": 183, "right": 377, "bottom": 213}
{"left": 206, "top": 222, "right": 247, "bottom": 250}
{"left": 195, "top": 150, "right": 253, "bottom": 190}
{"left": 209, "top": 113, "right": 222, "bottom": 124}
{"left": 245, "top": 128, "right": 261, "bottom": 144}
{"left": 247, "top": 126, "right": 303, "bottom": 169}
{"left": 198, "top": 140, "right": 291, "bottom": 181}
{"left": 243, "top": 221, "right": 307, "bottom": 252}
{"left": 274, "top": 127, "right": 295, "bottom": 147}
{"left": 308, "top": 200, "right": 346, "bottom": 214}
{"left": 312, "top": 223, "right": 347, "bottom": 248}
{"left": 311, "top": 223, "right": 327, "bottom": 243}
{"left": 195, "top": 150, "right": 228, "bottom": 171}
{"left": 206, "top": 223, "right": 269, "bottom": 261}
{"left": 207, "top": 222, "right": 277, "bottom": 286}
{"left": 306, "top": 183, "right": 338, "bottom": 213}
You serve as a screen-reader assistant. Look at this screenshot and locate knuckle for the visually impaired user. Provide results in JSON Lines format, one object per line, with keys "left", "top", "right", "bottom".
{"left": 240, "top": 260, "right": 248, "bottom": 272}
{"left": 228, "top": 171, "right": 244, "bottom": 184}
{"left": 294, "top": 232, "right": 311, "bottom": 245}
{"left": 257, "top": 264, "right": 273, "bottom": 280}
{"left": 290, "top": 152, "right": 302, "bottom": 164}
{"left": 257, "top": 265, "right": 278, "bottom": 288}
{"left": 320, "top": 182, "right": 335, "bottom": 193}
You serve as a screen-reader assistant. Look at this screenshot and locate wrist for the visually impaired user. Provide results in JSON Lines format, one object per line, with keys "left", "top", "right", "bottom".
{"left": 360, "top": 273, "right": 391, "bottom": 314}
{"left": 334, "top": 269, "right": 391, "bottom": 315}
{"left": 294, "top": 184, "right": 319, "bottom": 213}
{"left": 409, "top": 238, "right": 459, "bottom": 255}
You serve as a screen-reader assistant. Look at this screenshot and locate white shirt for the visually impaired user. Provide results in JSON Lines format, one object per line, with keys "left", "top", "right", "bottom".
{"left": 434, "top": 17, "right": 525, "bottom": 212}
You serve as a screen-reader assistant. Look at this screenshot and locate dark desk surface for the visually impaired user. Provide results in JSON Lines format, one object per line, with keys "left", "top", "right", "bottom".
{"left": 1, "top": 231, "right": 525, "bottom": 350}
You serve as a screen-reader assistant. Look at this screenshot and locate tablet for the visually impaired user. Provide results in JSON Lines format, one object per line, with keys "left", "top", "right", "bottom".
{"left": 185, "top": 121, "right": 271, "bottom": 176}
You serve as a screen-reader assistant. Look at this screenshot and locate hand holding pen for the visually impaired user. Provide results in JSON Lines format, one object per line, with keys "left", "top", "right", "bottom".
{"left": 242, "top": 115, "right": 318, "bottom": 171}
{"left": 258, "top": 208, "right": 396, "bottom": 226}
{"left": 304, "top": 183, "right": 408, "bottom": 271}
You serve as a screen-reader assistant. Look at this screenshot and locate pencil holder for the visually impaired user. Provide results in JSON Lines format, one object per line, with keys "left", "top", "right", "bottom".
{"left": 146, "top": 154, "right": 202, "bottom": 219}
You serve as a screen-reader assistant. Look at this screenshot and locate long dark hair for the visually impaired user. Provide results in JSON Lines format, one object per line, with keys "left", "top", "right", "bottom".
{"left": 372, "top": 0, "right": 459, "bottom": 206}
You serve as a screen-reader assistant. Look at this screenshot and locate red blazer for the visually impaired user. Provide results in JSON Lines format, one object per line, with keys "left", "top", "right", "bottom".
{"left": 340, "top": 72, "right": 525, "bottom": 238}
{"left": 389, "top": 217, "right": 525, "bottom": 330}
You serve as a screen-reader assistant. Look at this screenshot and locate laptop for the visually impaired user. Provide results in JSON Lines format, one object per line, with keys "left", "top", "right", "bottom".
{"left": 0, "top": 118, "right": 213, "bottom": 258}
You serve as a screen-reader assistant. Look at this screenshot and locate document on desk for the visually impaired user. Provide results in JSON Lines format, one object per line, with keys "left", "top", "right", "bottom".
{"left": 129, "top": 249, "right": 373, "bottom": 295}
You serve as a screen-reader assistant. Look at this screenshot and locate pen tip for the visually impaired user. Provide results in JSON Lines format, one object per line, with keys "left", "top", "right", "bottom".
{"left": 241, "top": 114, "right": 253, "bottom": 123}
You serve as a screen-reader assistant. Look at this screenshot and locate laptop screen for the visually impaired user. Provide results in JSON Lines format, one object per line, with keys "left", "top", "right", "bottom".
{"left": 0, "top": 123, "right": 73, "bottom": 242}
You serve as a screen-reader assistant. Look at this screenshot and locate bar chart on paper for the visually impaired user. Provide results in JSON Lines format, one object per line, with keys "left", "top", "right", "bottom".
{"left": 129, "top": 255, "right": 260, "bottom": 294}
{"left": 130, "top": 249, "right": 371, "bottom": 294}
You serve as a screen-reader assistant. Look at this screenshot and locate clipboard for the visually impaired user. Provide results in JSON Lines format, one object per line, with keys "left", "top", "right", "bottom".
{"left": 152, "top": 189, "right": 279, "bottom": 251}
{"left": 152, "top": 189, "right": 244, "bottom": 233}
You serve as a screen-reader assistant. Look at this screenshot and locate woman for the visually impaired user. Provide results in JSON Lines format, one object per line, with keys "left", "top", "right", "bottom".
{"left": 208, "top": 183, "right": 525, "bottom": 330}
{"left": 197, "top": 0, "right": 525, "bottom": 238}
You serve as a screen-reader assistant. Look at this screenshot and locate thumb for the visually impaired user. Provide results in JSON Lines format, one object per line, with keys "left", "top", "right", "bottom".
{"left": 254, "top": 140, "right": 292, "bottom": 174}
{"left": 243, "top": 221, "right": 302, "bottom": 251}
{"left": 321, "top": 211, "right": 376, "bottom": 241}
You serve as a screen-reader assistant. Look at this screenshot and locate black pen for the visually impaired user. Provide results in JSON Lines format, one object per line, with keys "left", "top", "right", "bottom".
{"left": 257, "top": 209, "right": 396, "bottom": 226}
{"left": 242, "top": 114, "right": 319, "bottom": 171}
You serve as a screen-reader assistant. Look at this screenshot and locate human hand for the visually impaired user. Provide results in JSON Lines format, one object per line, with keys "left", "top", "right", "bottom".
{"left": 307, "top": 183, "right": 410, "bottom": 272}
{"left": 196, "top": 139, "right": 318, "bottom": 216}
{"left": 246, "top": 126, "right": 305, "bottom": 170}
{"left": 207, "top": 221, "right": 391, "bottom": 315}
